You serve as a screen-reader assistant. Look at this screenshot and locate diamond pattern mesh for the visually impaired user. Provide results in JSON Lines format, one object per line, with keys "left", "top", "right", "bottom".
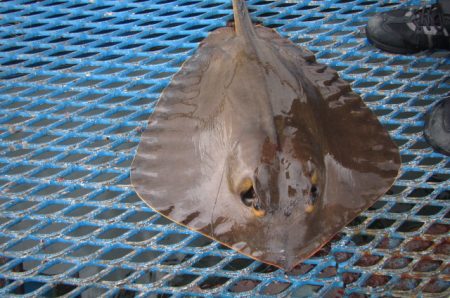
{"left": 0, "top": 0, "right": 448, "bottom": 297}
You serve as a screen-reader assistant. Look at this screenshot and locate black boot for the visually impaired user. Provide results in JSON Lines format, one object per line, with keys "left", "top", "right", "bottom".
{"left": 366, "top": 2, "right": 450, "bottom": 54}
{"left": 424, "top": 97, "right": 450, "bottom": 156}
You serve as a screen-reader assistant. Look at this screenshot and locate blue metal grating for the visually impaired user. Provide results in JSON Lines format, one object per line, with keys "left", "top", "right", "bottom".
{"left": 0, "top": 0, "right": 448, "bottom": 296}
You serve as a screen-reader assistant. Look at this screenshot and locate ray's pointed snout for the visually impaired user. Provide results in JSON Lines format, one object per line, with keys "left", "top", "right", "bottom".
{"left": 259, "top": 223, "right": 308, "bottom": 271}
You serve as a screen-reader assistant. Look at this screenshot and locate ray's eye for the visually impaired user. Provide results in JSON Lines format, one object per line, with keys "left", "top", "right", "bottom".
{"left": 239, "top": 180, "right": 266, "bottom": 217}
{"left": 240, "top": 185, "right": 256, "bottom": 207}
{"left": 306, "top": 184, "right": 319, "bottom": 214}
{"left": 239, "top": 178, "right": 255, "bottom": 206}
{"left": 309, "top": 170, "right": 319, "bottom": 201}
{"left": 310, "top": 185, "right": 318, "bottom": 199}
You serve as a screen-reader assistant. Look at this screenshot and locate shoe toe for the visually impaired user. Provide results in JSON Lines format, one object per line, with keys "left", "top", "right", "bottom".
{"left": 366, "top": 14, "right": 385, "bottom": 37}
{"left": 424, "top": 97, "right": 450, "bottom": 156}
{"left": 366, "top": 13, "right": 407, "bottom": 50}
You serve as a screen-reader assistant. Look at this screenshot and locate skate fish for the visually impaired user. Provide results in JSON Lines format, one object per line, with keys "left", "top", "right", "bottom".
{"left": 131, "top": 0, "right": 400, "bottom": 270}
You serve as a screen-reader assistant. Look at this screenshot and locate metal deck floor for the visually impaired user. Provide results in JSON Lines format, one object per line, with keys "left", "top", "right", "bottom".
{"left": 0, "top": 0, "right": 448, "bottom": 297}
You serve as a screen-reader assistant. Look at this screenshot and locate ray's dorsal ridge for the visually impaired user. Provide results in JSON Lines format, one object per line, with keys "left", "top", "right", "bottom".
{"left": 232, "top": 0, "right": 256, "bottom": 38}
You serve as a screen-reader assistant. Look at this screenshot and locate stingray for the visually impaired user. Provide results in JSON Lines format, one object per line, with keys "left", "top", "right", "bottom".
{"left": 131, "top": 0, "right": 400, "bottom": 270}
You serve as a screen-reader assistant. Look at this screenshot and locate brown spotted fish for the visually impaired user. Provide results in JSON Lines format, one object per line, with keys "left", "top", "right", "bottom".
{"left": 131, "top": 0, "right": 400, "bottom": 270}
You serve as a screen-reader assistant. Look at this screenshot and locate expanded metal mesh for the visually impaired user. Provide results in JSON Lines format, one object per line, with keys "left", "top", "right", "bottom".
{"left": 0, "top": 0, "right": 448, "bottom": 296}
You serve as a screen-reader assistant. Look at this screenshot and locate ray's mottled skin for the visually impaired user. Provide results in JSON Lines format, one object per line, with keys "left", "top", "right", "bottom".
{"left": 131, "top": 0, "right": 400, "bottom": 270}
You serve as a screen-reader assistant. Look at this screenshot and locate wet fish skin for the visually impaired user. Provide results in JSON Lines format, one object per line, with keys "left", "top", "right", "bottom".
{"left": 131, "top": 0, "right": 400, "bottom": 270}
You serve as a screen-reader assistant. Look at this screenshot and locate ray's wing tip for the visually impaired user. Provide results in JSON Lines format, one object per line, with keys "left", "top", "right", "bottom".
{"left": 280, "top": 260, "right": 300, "bottom": 272}
{"left": 265, "top": 253, "right": 312, "bottom": 272}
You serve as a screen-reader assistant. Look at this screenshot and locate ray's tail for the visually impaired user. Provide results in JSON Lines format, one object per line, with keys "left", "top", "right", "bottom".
{"left": 232, "top": 0, "right": 256, "bottom": 38}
